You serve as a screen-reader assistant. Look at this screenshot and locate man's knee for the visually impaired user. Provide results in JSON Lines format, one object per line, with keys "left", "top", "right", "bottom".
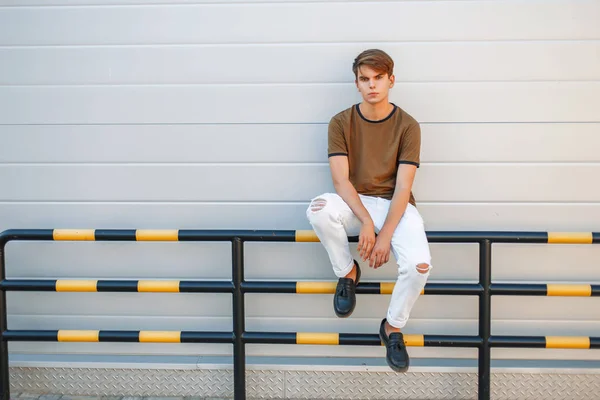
{"left": 307, "top": 196, "right": 333, "bottom": 224}
{"left": 309, "top": 198, "right": 327, "bottom": 212}
{"left": 416, "top": 263, "right": 430, "bottom": 275}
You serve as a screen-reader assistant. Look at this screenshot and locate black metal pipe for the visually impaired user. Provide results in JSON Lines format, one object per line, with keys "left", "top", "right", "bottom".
{"left": 426, "top": 231, "right": 547, "bottom": 243}
{"left": 94, "top": 230, "right": 137, "bottom": 241}
{"left": 2, "top": 330, "right": 58, "bottom": 341}
{"left": 0, "top": 241, "right": 9, "bottom": 400}
{"left": 490, "top": 284, "right": 547, "bottom": 296}
{"left": 181, "top": 332, "right": 235, "bottom": 343}
{"left": 180, "top": 230, "right": 297, "bottom": 242}
{"left": 489, "top": 336, "right": 546, "bottom": 348}
{"left": 424, "top": 283, "right": 483, "bottom": 295}
{"left": 0, "top": 230, "right": 53, "bottom": 243}
{"left": 478, "top": 240, "right": 492, "bottom": 400}
{"left": 232, "top": 238, "right": 246, "bottom": 400}
{"left": 179, "top": 281, "right": 234, "bottom": 293}
{"left": 241, "top": 281, "right": 297, "bottom": 293}
{"left": 0, "top": 279, "right": 57, "bottom": 291}
{"left": 424, "top": 335, "right": 482, "bottom": 348}
{"left": 243, "top": 332, "right": 297, "bottom": 344}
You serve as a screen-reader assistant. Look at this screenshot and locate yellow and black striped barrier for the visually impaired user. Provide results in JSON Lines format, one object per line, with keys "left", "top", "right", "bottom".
{"left": 1, "top": 228, "right": 600, "bottom": 400}
{"left": 243, "top": 332, "right": 479, "bottom": 347}
{"left": 0, "top": 229, "right": 598, "bottom": 244}
{"left": 491, "top": 336, "right": 600, "bottom": 349}
{"left": 6, "top": 330, "right": 599, "bottom": 350}
{"left": 2, "top": 330, "right": 476, "bottom": 348}
{"left": 491, "top": 283, "right": 600, "bottom": 297}
{"left": 242, "top": 281, "right": 481, "bottom": 295}
{"left": 5, "top": 280, "right": 600, "bottom": 297}
{"left": 0, "top": 279, "right": 233, "bottom": 293}
{"left": 4, "top": 280, "right": 600, "bottom": 297}
{"left": 2, "top": 330, "right": 233, "bottom": 343}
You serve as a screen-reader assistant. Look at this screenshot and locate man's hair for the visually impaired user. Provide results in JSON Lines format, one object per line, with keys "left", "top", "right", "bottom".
{"left": 352, "top": 49, "right": 394, "bottom": 79}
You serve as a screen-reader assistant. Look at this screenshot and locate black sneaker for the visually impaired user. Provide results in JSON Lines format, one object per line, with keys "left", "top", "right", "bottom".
{"left": 333, "top": 260, "right": 361, "bottom": 318}
{"left": 379, "top": 318, "right": 409, "bottom": 372}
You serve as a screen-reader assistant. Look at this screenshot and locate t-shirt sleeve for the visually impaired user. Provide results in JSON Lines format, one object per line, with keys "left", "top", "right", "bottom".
{"left": 398, "top": 122, "right": 421, "bottom": 167}
{"left": 327, "top": 117, "right": 348, "bottom": 157}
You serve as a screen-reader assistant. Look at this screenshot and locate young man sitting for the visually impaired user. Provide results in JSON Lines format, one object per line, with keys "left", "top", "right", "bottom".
{"left": 306, "top": 49, "right": 432, "bottom": 372}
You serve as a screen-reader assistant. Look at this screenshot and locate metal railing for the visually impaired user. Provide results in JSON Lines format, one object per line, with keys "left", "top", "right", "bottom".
{"left": 0, "top": 229, "right": 599, "bottom": 400}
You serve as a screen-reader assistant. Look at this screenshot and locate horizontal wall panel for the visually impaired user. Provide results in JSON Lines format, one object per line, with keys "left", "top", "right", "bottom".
{"left": 492, "top": 244, "right": 600, "bottom": 282}
{"left": 3, "top": 241, "right": 478, "bottom": 281}
{"left": 7, "top": 292, "right": 232, "bottom": 317}
{"left": 422, "top": 123, "right": 600, "bottom": 163}
{"left": 6, "top": 293, "right": 474, "bottom": 320}
{"left": 1, "top": 164, "right": 600, "bottom": 202}
{"left": 1, "top": 202, "right": 599, "bottom": 233}
{"left": 6, "top": 239, "right": 600, "bottom": 283}
{"left": 1, "top": 1, "right": 598, "bottom": 45}
{"left": 1, "top": 83, "right": 599, "bottom": 124}
{"left": 3, "top": 41, "right": 599, "bottom": 84}
{"left": 2, "top": 123, "right": 600, "bottom": 163}
{"left": 4, "top": 242, "right": 234, "bottom": 280}
{"left": 493, "top": 297, "right": 600, "bottom": 321}
{"left": 0, "top": 124, "right": 326, "bottom": 163}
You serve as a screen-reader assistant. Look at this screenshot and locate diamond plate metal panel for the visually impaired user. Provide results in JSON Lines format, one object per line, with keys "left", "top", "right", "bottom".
{"left": 10, "top": 367, "right": 284, "bottom": 399}
{"left": 491, "top": 373, "right": 600, "bottom": 400}
{"left": 10, "top": 368, "right": 234, "bottom": 397}
{"left": 285, "top": 370, "right": 476, "bottom": 400}
{"left": 9, "top": 367, "right": 600, "bottom": 399}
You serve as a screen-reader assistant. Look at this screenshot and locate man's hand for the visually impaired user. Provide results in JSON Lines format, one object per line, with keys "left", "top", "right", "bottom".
{"left": 357, "top": 221, "right": 376, "bottom": 262}
{"left": 369, "top": 233, "right": 392, "bottom": 269}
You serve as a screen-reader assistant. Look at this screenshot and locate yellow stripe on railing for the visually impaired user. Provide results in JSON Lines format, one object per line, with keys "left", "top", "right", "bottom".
{"left": 295, "top": 230, "right": 320, "bottom": 242}
{"left": 380, "top": 282, "right": 395, "bottom": 295}
{"left": 53, "top": 229, "right": 95, "bottom": 241}
{"left": 403, "top": 334, "right": 425, "bottom": 347}
{"left": 546, "top": 336, "right": 590, "bottom": 349}
{"left": 296, "top": 333, "right": 339, "bottom": 345}
{"left": 56, "top": 280, "right": 98, "bottom": 292}
{"left": 139, "top": 331, "right": 181, "bottom": 343}
{"left": 137, "top": 280, "right": 180, "bottom": 293}
{"left": 135, "top": 230, "right": 179, "bottom": 241}
{"left": 58, "top": 330, "right": 99, "bottom": 342}
{"left": 548, "top": 232, "right": 593, "bottom": 244}
{"left": 547, "top": 284, "right": 591, "bottom": 297}
{"left": 296, "top": 282, "right": 336, "bottom": 294}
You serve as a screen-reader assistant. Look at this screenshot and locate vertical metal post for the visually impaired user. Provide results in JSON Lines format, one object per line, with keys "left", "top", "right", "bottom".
{"left": 232, "top": 238, "right": 246, "bottom": 400}
{"left": 478, "top": 240, "right": 492, "bottom": 400}
{"left": 0, "top": 240, "right": 9, "bottom": 400}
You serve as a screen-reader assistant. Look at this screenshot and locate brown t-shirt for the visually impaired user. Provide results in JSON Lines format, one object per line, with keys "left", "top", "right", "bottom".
{"left": 327, "top": 103, "right": 421, "bottom": 206}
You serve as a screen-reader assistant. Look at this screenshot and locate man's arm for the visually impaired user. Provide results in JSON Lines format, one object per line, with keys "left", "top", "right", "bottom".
{"left": 329, "top": 155, "right": 376, "bottom": 261}
{"left": 369, "top": 163, "right": 417, "bottom": 268}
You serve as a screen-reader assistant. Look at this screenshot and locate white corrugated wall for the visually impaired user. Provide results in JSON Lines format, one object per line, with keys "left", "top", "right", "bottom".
{"left": 0, "top": 0, "right": 599, "bottom": 366}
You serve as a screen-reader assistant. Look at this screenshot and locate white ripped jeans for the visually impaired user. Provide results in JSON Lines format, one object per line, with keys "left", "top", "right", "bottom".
{"left": 306, "top": 193, "right": 432, "bottom": 329}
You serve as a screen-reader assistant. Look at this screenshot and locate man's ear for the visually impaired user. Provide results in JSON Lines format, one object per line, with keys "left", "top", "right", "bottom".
{"left": 389, "top": 74, "right": 395, "bottom": 88}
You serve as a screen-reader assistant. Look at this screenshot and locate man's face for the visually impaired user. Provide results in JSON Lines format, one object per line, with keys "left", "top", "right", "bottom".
{"left": 355, "top": 66, "right": 395, "bottom": 105}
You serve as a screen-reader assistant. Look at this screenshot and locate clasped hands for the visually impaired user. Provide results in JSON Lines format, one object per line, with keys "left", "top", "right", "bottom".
{"left": 357, "top": 220, "right": 391, "bottom": 269}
